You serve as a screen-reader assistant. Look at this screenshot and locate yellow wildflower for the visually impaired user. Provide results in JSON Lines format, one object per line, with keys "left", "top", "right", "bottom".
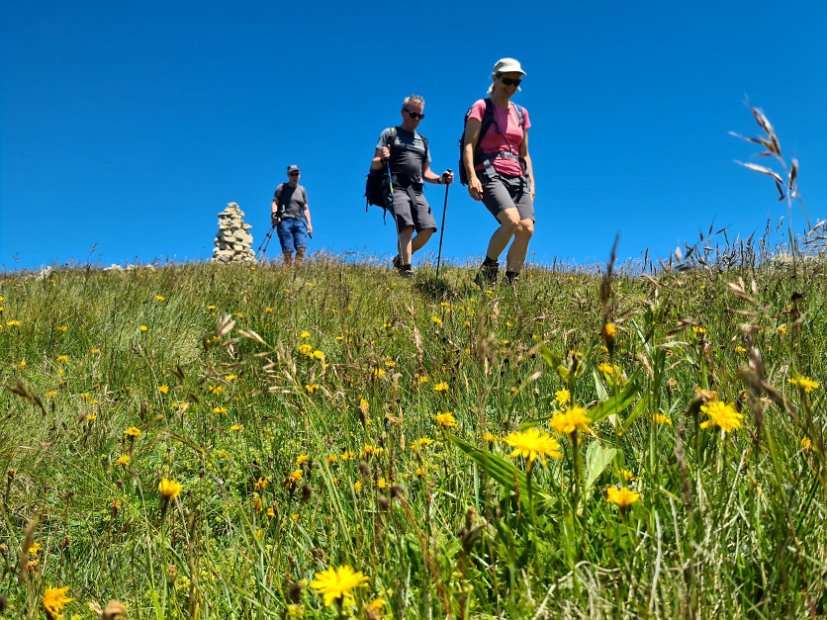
{"left": 296, "top": 454, "right": 310, "bottom": 466}
{"left": 417, "top": 374, "right": 430, "bottom": 385}
{"left": 305, "top": 383, "right": 320, "bottom": 394}
{"left": 555, "top": 388, "right": 571, "bottom": 407}
{"left": 56, "top": 324, "right": 69, "bottom": 333}
{"left": 310, "top": 565, "right": 369, "bottom": 608}
{"left": 299, "top": 330, "right": 311, "bottom": 339}
{"left": 410, "top": 437, "right": 434, "bottom": 451}
{"left": 213, "top": 406, "right": 228, "bottom": 414}
{"left": 435, "top": 412, "right": 457, "bottom": 428}
{"left": 43, "top": 586, "right": 75, "bottom": 619}
{"left": 433, "top": 381, "right": 449, "bottom": 392}
{"left": 154, "top": 295, "right": 166, "bottom": 302}
{"left": 651, "top": 413, "right": 672, "bottom": 425}
{"left": 139, "top": 325, "right": 148, "bottom": 332}
{"left": 801, "top": 437, "right": 812, "bottom": 452}
{"left": 788, "top": 376, "right": 820, "bottom": 394}
{"left": 225, "top": 374, "right": 238, "bottom": 382}
{"left": 415, "top": 467, "right": 427, "bottom": 477}
{"left": 229, "top": 424, "right": 243, "bottom": 432}
{"left": 603, "top": 322, "right": 618, "bottom": 339}
{"left": 116, "top": 455, "right": 130, "bottom": 466}
{"left": 354, "top": 481, "right": 363, "bottom": 493}
{"left": 6, "top": 319, "right": 21, "bottom": 327}
{"left": 158, "top": 478, "right": 183, "bottom": 500}
{"left": 502, "top": 428, "right": 562, "bottom": 467}
{"left": 607, "top": 485, "right": 640, "bottom": 508}
{"left": 158, "top": 384, "right": 169, "bottom": 394}
{"left": 699, "top": 400, "right": 743, "bottom": 434}
{"left": 431, "top": 316, "right": 442, "bottom": 326}
{"left": 377, "top": 477, "right": 387, "bottom": 489}
{"left": 56, "top": 355, "right": 69, "bottom": 364}
{"left": 124, "top": 427, "right": 142, "bottom": 438}
{"left": 290, "top": 469, "right": 303, "bottom": 483}
{"left": 551, "top": 406, "right": 592, "bottom": 435}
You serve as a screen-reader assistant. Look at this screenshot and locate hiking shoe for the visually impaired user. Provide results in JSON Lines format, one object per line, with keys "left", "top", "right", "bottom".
{"left": 505, "top": 271, "right": 520, "bottom": 284}
{"left": 392, "top": 255, "right": 402, "bottom": 270}
{"left": 475, "top": 264, "right": 499, "bottom": 287}
{"left": 398, "top": 266, "right": 414, "bottom": 279}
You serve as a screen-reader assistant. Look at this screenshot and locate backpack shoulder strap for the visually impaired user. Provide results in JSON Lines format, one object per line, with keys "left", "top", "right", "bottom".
{"left": 515, "top": 104, "right": 525, "bottom": 127}
{"left": 479, "top": 98, "right": 495, "bottom": 141}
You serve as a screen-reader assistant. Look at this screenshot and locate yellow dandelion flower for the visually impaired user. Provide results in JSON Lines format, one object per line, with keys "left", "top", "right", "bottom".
{"left": 229, "top": 424, "right": 243, "bottom": 432}
{"left": 377, "top": 477, "right": 387, "bottom": 489}
{"left": 415, "top": 467, "right": 427, "bottom": 477}
{"left": 327, "top": 454, "right": 338, "bottom": 464}
{"left": 502, "top": 428, "right": 562, "bottom": 467}
{"left": 699, "top": 400, "right": 743, "bottom": 434}
{"left": 158, "top": 478, "right": 183, "bottom": 500}
{"left": 366, "top": 597, "right": 385, "bottom": 618}
{"left": 433, "top": 381, "right": 449, "bottom": 392}
{"left": 788, "top": 376, "right": 820, "bottom": 394}
{"left": 607, "top": 485, "right": 640, "bottom": 508}
{"left": 603, "top": 322, "right": 618, "bottom": 339}
{"left": 209, "top": 385, "right": 223, "bottom": 395}
{"left": 777, "top": 325, "right": 787, "bottom": 335}
{"left": 551, "top": 406, "right": 592, "bottom": 435}
{"left": 297, "top": 343, "right": 313, "bottom": 356}
{"left": 341, "top": 450, "right": 355, "bottom": 461}
{"left": 621, "top": 469, "right": 635, "bottom": 481}
{"left": 555, "top": 388, "right": 571, "bottom": 407}
{"left": 116, "top": 455, "right": 130, "bottom": 466}
{"left": 310, "top": 565, "right": 369, "bottom": 608}
{"left": 155, "top": 295, "right": 166, "bottom": 302}
{"left": 56, "top": 355, "right": 69, "bottom": 364}
{"left": 124, "top": 427, "right": 142, "bottom": 438}
{"left": 290, "top": 469, "right": 303, "bottom": 483}
{"left": 207, "top": 304, "right": 216, "bottom": 312}
{"left": 384, "top": 358, "right": 396, "bottom": 368}
{"left": 735, "top": 345, "right": 747, "bottom": 354}
{"left": 158, "top": 384, "right": 169, "bottom": 394}
{"left": 371, "top": 367, "right": 386, "bottom": 379}
{"left": 46, "top": 390, "right": 58, "bottom": 399}
{"left": 651, "top": 413, "right": 672, "bottom": 425}
{"left": 86, "top": 414, "right": 97, "bottom": 422}
{"left": 43, "top": 585, "right": 75, "bottom": 618}
{"left": 296, "top": 454, "right": 310, "bottom": 466}
{"left": 299, "top": 330, "right": 311, "bottom": 339}
{"left": 305, "top": 383, "right": 320, "bottom": 394}
{"left": 224, "top": 374, "right": 237, "bottom": 382}
{"left": 800, "top": 437, "right": 812, "bottom": 452}
{"left": 19, "top": 360, "right": 27, "bottom": 369}
{"left": 6, "top": 319, "right": 21, "bottom": 327}
{"left": 56, "top": 324, "right": 69, "bottom": 333}
{"left": 417, "top": 374, "right": 430, "bottom": 385}
{"left": 482, "top": 432, "right": 497, "bottom": 444}
{"left": 431, "top": 316, "right": 442, "bottom": 326}
{"left": 139, "top": 325, "right": 148, "bottom": 332}
{"left": 29, "top": 542, "right": 43, "bottom": 555}
{"left": 354, "top": 480, "right": 363, "bottom": 493}
{"left": 411, "top": 437, "right": 434, "bottom": 451}
{"left": 255, "top": 477, "right": 269, "bottom": 490}
{"left": 435, "top": 412, "right": 456, "bottom": 428}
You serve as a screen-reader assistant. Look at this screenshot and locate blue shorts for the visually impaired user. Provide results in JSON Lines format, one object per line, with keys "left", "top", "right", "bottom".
{"left": 277, "top": 218, "right": 308, "bottom": 253}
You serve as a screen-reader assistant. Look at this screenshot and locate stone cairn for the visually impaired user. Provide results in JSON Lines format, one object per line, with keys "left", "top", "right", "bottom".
{"left": 212, "top": 202, "right": 255, "bottom": 264}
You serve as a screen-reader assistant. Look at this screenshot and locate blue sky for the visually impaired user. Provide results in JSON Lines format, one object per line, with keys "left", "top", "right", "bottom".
{"left": 2, "top": 1, "right": 825, "bottom": 271}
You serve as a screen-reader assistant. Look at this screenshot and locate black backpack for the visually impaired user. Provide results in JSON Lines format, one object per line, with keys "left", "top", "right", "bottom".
{"left": 458, "top": 98, "right": 525, "bottom": 185}
{"left": 365, "top": 127, "right": 429, "bottom": 212}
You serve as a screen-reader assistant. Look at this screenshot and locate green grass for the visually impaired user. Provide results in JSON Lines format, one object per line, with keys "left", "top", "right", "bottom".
{"left": 1, "top": 256, "right": 825, "bottom": 619}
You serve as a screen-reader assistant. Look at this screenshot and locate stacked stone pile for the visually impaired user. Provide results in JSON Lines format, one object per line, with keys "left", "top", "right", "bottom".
{"left": 212, "top": 202, "right": 255, "bottom": 264}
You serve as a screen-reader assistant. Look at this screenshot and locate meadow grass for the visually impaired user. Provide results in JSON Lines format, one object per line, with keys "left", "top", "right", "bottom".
{"left": 0, "top": 250, "right": 825, "bottom": 619}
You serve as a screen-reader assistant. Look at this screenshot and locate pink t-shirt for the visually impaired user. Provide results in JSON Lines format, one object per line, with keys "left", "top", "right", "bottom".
{"left": 468, "top": 99, "right": 531, "bottom": 176}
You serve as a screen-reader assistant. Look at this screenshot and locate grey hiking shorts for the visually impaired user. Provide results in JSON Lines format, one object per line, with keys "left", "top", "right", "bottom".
{"left": 481, "top": 174, "right": 534, "bottom": 223}
{"left": 390, "top": 187, "right": 436, "bottom": 233}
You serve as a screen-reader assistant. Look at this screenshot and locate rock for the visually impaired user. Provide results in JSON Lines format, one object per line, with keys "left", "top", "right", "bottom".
{"left": 211, "top": 202, "right": 256, "bottom": 264}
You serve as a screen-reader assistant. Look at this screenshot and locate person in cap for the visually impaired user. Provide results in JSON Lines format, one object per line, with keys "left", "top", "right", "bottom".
{"left": 271, "top": 165, "right": 313, "bottom": 265}
{"left": 462, "top": 58, "right": 535, "bottom": 285}
{"left": 371, "top": 94, "right": 454, "bottom": 278}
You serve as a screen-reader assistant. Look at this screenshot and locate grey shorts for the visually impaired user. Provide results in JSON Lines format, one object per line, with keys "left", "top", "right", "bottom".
{"left": 481, "top": 174, "right": 534, "bottom": 223}
{"left": 390, "top": 187, "right": 436, "bottom": 233}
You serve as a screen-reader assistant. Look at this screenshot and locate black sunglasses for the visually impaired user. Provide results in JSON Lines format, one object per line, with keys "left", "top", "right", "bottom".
{"left": 288, "top": 172, "right": 300, "bottom": 176}
{"left": 500, "top": 77, "right": 522, "bottom": 87}
{"left": 405, "top": 109, "right": 425, "bottom": 120}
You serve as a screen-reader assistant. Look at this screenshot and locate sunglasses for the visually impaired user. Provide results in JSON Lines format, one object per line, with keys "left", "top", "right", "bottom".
{"left": 288, "top": 172, "right": 300, "bottom": 176}
{"left": 500, "top": 77, "right": 522, "bottom": 87}
{"left": 405, "top": 109, "right": 425, "bottom": 120}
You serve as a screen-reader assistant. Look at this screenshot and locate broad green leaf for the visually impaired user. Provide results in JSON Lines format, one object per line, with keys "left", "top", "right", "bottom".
{"left": 584, "top": 443, "right": 617, "bottom": 496}
{"left": 588, "top": 380, "right": 641, "bottom": 424}
{"left": 449, "top": 435, "right": 554, "bottom": 510}
{"left": 592, "top": 369, "right": 609, "bottom": 400}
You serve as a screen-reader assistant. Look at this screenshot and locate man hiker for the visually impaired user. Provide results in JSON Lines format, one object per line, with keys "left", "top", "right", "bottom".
{"left": 371, "top": 94, "right": 454, "bottom": 277}
{"left": 271, "top": 164, "right": 313, "bottom": 266}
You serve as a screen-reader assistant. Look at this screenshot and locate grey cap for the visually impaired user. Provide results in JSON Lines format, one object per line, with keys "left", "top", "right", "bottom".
{"left": 287, "top": 164, "right": 300, "bottom": 174}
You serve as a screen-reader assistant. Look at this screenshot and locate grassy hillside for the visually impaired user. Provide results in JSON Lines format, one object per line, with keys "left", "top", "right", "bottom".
{"left": 1, "top": 257, "right": 825, "bottom": 618}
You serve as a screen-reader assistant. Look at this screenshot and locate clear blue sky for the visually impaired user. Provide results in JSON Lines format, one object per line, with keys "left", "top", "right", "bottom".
{"left": 2, "top": 1, "right": 825, "bottom": 271}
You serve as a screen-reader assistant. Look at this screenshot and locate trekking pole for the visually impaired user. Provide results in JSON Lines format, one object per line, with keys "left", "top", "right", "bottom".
{"left": 256, "top": 225, "right": 276, "bottom": 261}
{"left": 435, "top": 169, "right": 452, "bottom": 278}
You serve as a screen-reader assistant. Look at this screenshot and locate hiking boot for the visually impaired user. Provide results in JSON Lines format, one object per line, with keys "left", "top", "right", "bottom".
{"left": 505, "top": 270, "right": 520, "bottom": 284}
{"left": 392, "top": 255, "right": 402, "bottom": 270}
{"left": 397, "top": 264, "right": 414, "bottom": 279}
{"left": 475, "top": 263, "right": 499, "bottom": 287}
